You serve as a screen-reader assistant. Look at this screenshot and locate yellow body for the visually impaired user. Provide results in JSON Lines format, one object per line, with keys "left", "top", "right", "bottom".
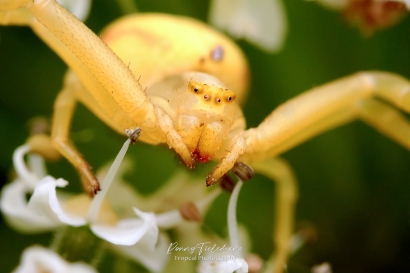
{"left": 3, "top": 1, "right": 410, "bottom": 272}
{"left": 100, "top": 13, "right": 249, "bottom": 104}
{"left": 64, "top": 13, "right": 249, "bottom": 176}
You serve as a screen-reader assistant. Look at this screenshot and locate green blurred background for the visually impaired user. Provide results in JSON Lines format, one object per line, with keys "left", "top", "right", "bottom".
{"left": 1, "top": 0, "right": 410, "bottom": 272}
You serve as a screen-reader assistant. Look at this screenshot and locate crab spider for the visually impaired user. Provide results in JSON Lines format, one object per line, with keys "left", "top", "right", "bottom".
{"left": 2, "top": 0, "right": 410, "bottom": 272}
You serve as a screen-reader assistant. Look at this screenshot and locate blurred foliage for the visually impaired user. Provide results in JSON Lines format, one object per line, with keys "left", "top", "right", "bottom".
{"left": 1, "top": 0, "right": 410, "bottom": 272}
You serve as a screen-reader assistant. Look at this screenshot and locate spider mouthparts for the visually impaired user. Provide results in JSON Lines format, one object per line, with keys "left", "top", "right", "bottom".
{"left": 192, "top": 149, "right": 211, "bottom": 163}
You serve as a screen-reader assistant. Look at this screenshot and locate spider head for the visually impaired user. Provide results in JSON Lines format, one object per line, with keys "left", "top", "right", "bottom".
{"left": 180, "top": 73, "right": 241, "bottom": 163}
{"left": 184, "top": 78, "right": 240, "bottom": 163}
{"left": 147, "top": 72, "right": 243, "bottom": 164}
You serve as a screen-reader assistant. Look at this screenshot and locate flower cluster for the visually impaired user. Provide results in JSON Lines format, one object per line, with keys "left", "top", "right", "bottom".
{"left": 1, "top": 129, "right": 257, "bottom": 273}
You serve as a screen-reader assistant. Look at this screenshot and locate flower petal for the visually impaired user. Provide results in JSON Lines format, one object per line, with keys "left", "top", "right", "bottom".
{"left": 13, "top": 145, "right": 39, "bottom": 190}
{"left": 28, "top": 176, "right": 86, "bottom": 226}
{"left": 113, "top": 233, "right": 171, "bottom": 273}
{"left": 13, "top": 245, "right": 97, "bottom": 273}
{"left": 1, "top": 179, "right": 61, "bottom": 233}
{"left": 57, "top": 0, "right": 92, "bottom": 21}
{"left": 197, "top": 255, "right": 249, "bottom": 273}
{"left": 0, "top": 176, "right": 86, "bottom": 233}
{"left": 90, "top": 207, "right": 158, "bottom": 246}
{"left": 209, "top": 0, "right": 287, "bottom": 52}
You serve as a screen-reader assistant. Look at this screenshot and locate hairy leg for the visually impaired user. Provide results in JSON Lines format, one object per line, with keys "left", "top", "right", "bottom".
{"left": 244, "top": 72, "right": 410, "bottom": 157}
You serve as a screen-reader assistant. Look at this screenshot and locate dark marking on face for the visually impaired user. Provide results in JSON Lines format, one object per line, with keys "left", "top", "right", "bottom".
{"left": 192, "top": 149, "right": 211, "bottom": 163}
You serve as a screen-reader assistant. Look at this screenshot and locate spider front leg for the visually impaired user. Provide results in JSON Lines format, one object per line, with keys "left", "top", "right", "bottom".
{"left": 0, "top": 0, "right": 196, "bottom": 191}
{"left": 25, "top": 0, "right": 194, "bottom": 161}
{"left": 51, "top": 70, "right": 140, "bottom": 195}
{"left": 240, "top": 71, "right": 410, "bottom": 273}
{"left": 32, "top": 0, "right": 184, "bottom": 141}
{"left": 51, "top": 73, "right": 100, "bottom": 194}
{"left": 242, "top": 72, "right": 410, "bottom": 161}
{"left": 207, "top": 131, "right": 247, "bottom": 186}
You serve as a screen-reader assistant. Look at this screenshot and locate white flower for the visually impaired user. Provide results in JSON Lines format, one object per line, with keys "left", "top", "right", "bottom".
{"left": 196, "top": 179, "right": 249, "bottom": 273}
{"left": 1, "top": 176, "right": 86, "bottom": 232}
{"left": 13, "top": 245, "right": 97, "bottom": 273}
{"left": 113, "top": 233, "right": 171, "bottom": 273}
{"left": 1, "top": 136, "right": 221, "bottom": 272}
{"left": 57, "top": 0, "right": 92, "bottom": 21}
{"left": 0, "top": 141, "right": 166, "bottom": 272}
{"left": 209, "top": 0, "right": 287, "bottom": 52}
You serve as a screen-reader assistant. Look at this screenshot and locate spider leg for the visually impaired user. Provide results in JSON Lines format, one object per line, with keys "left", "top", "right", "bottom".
{"left": 0, "top": 12, "right": 143, "bottom": 193}
{"left": 243, "top": 72, "right": 410, "bottom": 158}
{"left": 241, "top": 106, "right": 357, "bottom": 162}
{"left": 357, "top": 98, "right": 410, "bottom": 149}
{"left": 154, "top": 107, "right": 195, "bottom": 168}
{"left": 52, "top": 74, "right": 100, "bottom": 195}
{"left": 241, "top": 71, "right": 410, "bottom": 273}
{"left": 7, "top": 0, "right": 163, "bottom": 139}
{"left": 29, "top": 18, "right": 167, "bottom": 144}
{"left": 27, "top": 0, "right": 155, "bottom": 122}
{"left": 0, "top": 6, "right": 31, "bottom": 24}
{"left": 250, "top": 158, "right": 298, "bottom": 273}
{"left": 0, "top": 7, "right": 131, "bottom": 127}
{"left": 206, "top": 133, "right": 246, "bottom": 186}
{"left": 1, "top": 1, "right": 196, "bottom": 181}
{"left": 0, "top": 0, "right": 30, "bottom": 10}
{"left": 53, "top": 71, "right": 145, "bottom": 195}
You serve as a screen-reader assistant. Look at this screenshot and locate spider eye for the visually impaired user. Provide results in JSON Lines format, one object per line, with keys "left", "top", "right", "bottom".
{"left": 189, "top": 81, "right": 204, "bottom": 94}
{"left": 224, "top": 91, "right": 236, "bottom": 103}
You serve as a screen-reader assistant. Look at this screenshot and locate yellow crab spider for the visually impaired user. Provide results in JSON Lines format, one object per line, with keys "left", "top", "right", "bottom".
{"left": 3, "top": 0, "right": 410, "bottom": 272}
